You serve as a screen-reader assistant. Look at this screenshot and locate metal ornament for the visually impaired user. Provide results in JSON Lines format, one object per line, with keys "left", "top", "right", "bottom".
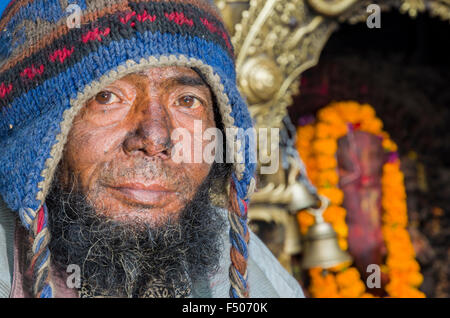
{"left": 215, "top": 0, "right": 450, "bottom": 132}
{"left": 301, "top": 195, "right": 353, "bottom": 269}
{"left": 250, "top": 155, "right": 318, "bottom": 212}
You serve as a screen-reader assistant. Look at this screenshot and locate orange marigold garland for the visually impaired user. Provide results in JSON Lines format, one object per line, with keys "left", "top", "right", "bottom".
{"left": 296, "top": 101, "right": 425, "bottom": 298}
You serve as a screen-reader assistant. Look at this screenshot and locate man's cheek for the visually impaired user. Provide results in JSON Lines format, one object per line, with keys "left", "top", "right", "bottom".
{"left": 66, "top": 130, "right": 116, "bottom": 186}
{"left": 170, "top": 115, "right": 216, "bottom": 164}
{"left": 180, "top": 162, "right": 211, "bottom": 185}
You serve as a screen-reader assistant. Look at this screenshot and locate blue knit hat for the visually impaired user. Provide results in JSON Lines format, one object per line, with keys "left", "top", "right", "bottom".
{"left": 0, "top": 0, "right": 256, "bottom": 298}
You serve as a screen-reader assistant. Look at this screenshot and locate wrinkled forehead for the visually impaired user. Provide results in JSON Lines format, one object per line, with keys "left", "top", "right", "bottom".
{"left": 114, "top": 66, "right": 210, "bottom": 90}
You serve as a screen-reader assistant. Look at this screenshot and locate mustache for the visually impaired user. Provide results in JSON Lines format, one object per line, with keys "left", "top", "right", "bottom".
{"left": 98, "top": 157, "right": 186, "bottom": 185}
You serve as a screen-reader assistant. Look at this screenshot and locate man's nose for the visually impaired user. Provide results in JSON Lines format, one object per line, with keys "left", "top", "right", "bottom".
{"left": 123, "top": 101, "right": 173, "bottom": 159}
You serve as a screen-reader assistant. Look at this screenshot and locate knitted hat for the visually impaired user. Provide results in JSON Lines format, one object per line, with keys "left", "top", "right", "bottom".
{"left": 0, "top": 0, "right": 256, "bottom": 298}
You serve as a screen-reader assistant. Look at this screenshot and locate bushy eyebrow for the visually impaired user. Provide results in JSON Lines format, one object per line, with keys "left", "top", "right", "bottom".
{"left": 173, "top": 76, "right": 207, "bottom": 88}
{"left": 134, "top": 71, "right": 208, "bottom": 89}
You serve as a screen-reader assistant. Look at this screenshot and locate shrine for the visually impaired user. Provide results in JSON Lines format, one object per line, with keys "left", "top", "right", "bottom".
{"left": 215, "top": 0, "right": 449, "bottom": 298}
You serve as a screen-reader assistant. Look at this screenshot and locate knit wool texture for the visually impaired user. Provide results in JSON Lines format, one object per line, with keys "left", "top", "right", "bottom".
{"left": 0, "top": 0, "right": 256, "bottom": 298}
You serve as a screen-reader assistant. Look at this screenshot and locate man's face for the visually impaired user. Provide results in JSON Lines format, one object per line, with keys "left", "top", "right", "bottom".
{"left": 59, "top": 66, "right": 216, "bottom": 226}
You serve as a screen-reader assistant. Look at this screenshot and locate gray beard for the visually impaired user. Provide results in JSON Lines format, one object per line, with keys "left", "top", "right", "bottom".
{"left": 46, "top": 163, "right": 230, "bottom": 298}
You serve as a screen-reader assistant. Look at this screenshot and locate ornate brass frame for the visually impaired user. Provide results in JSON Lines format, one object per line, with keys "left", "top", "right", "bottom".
{"left": 217, "top": 0, "right": 450, "bottom": 131}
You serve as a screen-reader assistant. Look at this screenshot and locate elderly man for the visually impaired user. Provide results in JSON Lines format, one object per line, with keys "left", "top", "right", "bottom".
{"left": 0, "top": 0, "right": 303, "bottom": 298}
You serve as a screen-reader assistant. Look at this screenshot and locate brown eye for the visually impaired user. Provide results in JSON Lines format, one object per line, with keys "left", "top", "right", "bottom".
{"left": 95, "top": 91, "right": 120, "bottom": 104}
{"left": 176, "top": 95, "right": 202, "bottom": 109}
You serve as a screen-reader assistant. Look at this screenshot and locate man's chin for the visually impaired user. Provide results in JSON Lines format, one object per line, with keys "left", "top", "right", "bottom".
{"left": 96, "top": 208, "right": 183, "bottom": 228}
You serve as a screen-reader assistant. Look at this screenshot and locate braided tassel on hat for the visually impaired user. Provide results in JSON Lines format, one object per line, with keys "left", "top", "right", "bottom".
{"left": 228, "top": 175, "right": 250, "bottom": 298}
{"left": 20, "top": 204, "right": 53, "bottom": 298}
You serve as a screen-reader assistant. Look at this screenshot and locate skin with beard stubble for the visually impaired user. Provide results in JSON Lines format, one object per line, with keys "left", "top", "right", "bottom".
{"left": 58, "top": 67, "right": 216, "bottom": 227}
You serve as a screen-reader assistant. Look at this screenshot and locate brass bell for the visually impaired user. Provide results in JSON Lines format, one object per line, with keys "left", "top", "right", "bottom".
{"left": 301, "top": 195, "right": 353, "bottom": 269}
{"left": 287, "top": 181, "right": 319, "bottom": 212}
{"left": 286, "top": 156, "right": 319, "bottom": 213}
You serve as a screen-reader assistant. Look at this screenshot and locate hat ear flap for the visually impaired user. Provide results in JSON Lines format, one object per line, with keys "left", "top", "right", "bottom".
{"left": 228, "top": 175, "right": 250, "bottom": 298}
{"left": 28, "top": 204, "right": 54, "bottom": 298}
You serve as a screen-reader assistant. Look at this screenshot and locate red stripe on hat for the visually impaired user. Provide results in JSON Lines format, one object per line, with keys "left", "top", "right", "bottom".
{"left": 120, "top": 11, "right": 136, "bottom": 24}
{"left": 200, "top": 17, "right": 232, "bottom": 50}
{"left": 20, "top": 64, "right": 44, "bottom": 80}
{"left": 137, "top": 10, "right": 156, "bottom": 22}
{"left": 49, "top": 47, "right": 75, "bottom": 64}
{"left": 0, "top": 82, "right": 12, "bottom": 98}
{"left": 37, "top": 206, "right": 45, "bottom": 233}
{"left": 164, "top": 12, "right": 193, "bottom": 27}
{"left": 241, "top": 200, "right": 248, "bottom": 213}
{"left": 82, "top": 27, "right": 111, "bottom": 43}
